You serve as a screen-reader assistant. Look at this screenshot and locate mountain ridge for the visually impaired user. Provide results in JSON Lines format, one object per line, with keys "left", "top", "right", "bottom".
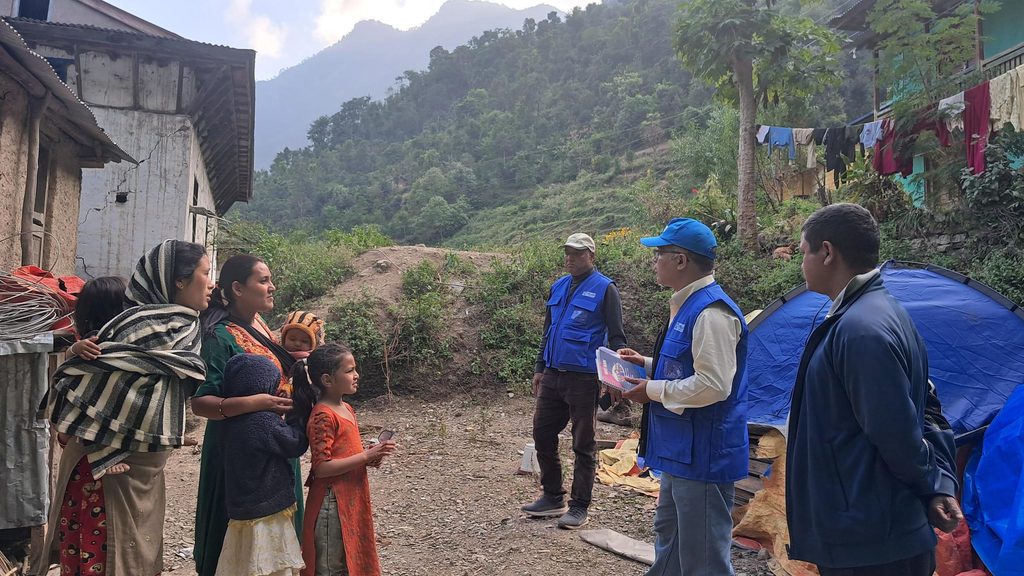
{"left": 254, "top": 0, "right": 561, "bottom": 168}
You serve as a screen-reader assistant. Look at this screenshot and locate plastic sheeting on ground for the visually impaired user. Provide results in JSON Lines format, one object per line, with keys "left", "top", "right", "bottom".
{"left": 595, "top": 438, "right": 660, "bottom": 496}
{"left": 963, "top": 383, "right": 1024, "bottom": 575}
{"left": 746, "top": 261, "right": 1024, "bottom": 437}
{"left": 579, "top": 528, "right": 655, "bottom": 565}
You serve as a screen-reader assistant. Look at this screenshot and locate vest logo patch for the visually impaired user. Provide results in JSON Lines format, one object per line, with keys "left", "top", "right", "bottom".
{"left": 673, "top": 323, "right": 686, "bottom": 333}
{"left": 582, "top": 291, "right": 596, "bottom": 298}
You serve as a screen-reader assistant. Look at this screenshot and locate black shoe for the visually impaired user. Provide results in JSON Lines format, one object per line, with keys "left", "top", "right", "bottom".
{"left": 557, "top": 506, "right": 589, "bottom": 530}
{"left": 521, "top": 494, "right": 568, "bottom": 518}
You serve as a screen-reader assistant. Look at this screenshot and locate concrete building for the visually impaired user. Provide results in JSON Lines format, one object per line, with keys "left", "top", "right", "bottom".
{"left": 0, "top": 16, "right": 131, "bottom": 275}
{"left": 4, "top": 0, "right": 255, "bottom": 278}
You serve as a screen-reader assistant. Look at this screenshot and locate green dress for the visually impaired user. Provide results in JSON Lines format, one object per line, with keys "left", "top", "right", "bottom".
{"left": 192, "top": 321, "right": 305, "bottom": 576}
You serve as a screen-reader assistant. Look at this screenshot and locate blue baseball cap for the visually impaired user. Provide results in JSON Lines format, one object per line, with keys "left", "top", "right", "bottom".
{"left": 639, "top": 218, "right": 718, "bottom": 259}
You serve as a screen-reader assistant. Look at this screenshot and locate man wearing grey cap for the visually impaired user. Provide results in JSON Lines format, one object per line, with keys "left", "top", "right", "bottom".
{"left": 617, "top": 218, "right": 748, "bottom": 575}
{"left": 522, "top": 232, "right": 627, "bottom": 529}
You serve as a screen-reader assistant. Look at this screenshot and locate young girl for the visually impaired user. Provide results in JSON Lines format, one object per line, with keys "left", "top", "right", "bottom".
{"left": 216, "top": 353, "right": 308, "bottom": 576}
{"left": 68, "top": 276, "right": 128, "bottom": 360}
{"left": 292, "top": 343, "right": 396, "bottom": 576}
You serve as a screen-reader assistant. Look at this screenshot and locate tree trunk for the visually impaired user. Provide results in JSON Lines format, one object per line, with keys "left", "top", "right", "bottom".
{"left": 733, "top": 55, "right": 759, "bottom": 252}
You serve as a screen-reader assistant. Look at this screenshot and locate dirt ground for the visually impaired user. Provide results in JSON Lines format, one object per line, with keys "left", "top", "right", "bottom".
{"left": 162, "top": 393, "right": 772, "bottom": 576}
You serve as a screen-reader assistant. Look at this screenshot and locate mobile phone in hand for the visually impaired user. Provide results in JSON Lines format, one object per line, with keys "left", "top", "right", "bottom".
{"left": 377, "top": 429, "right": 395, "bottom": 442}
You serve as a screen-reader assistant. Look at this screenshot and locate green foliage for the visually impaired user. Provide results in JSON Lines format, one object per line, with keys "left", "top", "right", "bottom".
{"left": 215, "top": 220, "right": 354, "bottom": 316}
{"left": 326, "top": 293, "right": 388, "bottom": 393}
{"left": 868, "top": 0, "right": 993, "bottom": 106}
{"left": 971, "top": 249, "right": 1024, "bottom": 306}
{"left": 836, "top": 154, "right": 912, "bottom": 223}
{"left": 322, "top": 224, "right": 393, "bottom": 251}
{"left": 673, "top": 0, "right": 842, "bottom": 106}
{"left": 714, "top": 241, "right": 805, "bottom": 313}
{"left": 960, "top": 126, "right": 1024, "bottom": 243}
{"left": 470, "top": 242, "right": 561, "bottom": 388}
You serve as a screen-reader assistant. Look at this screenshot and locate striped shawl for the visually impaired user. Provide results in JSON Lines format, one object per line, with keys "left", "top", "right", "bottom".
{"left": 47, "top": 240, "right": 207, "bottom": 475}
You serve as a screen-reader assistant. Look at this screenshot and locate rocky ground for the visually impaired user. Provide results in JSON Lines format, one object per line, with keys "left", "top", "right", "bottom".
{"left": 162, "top": 394, "right": 772, "bottom": 575}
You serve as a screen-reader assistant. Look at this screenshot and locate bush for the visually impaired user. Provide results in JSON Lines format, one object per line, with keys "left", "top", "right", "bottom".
{"left": 326, "top": 293, "right": 388, "bottom": 395}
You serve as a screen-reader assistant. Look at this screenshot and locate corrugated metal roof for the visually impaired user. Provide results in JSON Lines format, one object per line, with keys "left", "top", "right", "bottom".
{"left": 0, "top": 17, "right": 135, "bottom": 164}
{"left": 5, "top": 16, "right": 243, "bottom": 54}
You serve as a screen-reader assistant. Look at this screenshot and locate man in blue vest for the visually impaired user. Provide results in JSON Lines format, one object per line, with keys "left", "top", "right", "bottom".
{"left": 786, "top": 204, "right": 961, "bottom": 576}
{"left": 617, "top": 218, "right": 748, "bottom": 575}
{"left": 521, "top": 232, "right": 627, "bottom": 530}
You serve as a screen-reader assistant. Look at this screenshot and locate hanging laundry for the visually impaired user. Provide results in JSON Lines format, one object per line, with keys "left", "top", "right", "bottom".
{"left": 1015, "top": 63, "right": 1024, "bottom": 130}
{"left": 767, "top": 127, "right": 796, "bottom": 161}
{"left": 938, "top": 92, "right": 965, "bottom": 133}
{"left": 793, "top": 128, "right": 816, "bottom": 169}
{"left": 990, "top": 68, "right": 1017, "bottom": 130}
{"left": 872, "top": 118, "right": 914, "bottom": 177}
{"left": 823, "top": 127, "right": 857, "bottom": 185}
{"left": 756, "top": 125, "right": 770, "bottom": 144}
{"left": 859, "top": 120, "right": 884, "bottom": 149}
{"left": 964, "top": 81, "right": 991, "bottom": 175}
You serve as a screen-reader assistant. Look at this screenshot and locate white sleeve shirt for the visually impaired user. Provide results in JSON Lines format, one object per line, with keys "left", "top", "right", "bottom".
{"left": 642, "top": 276, "right": 743, "bottom": 415}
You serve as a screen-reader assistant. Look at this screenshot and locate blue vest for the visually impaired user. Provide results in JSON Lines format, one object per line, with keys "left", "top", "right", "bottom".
{"left": 542, "top": 270, "right": 613, "bottom": 373}
{"left": 644, "top": 282, "right": 749, "bottom": 483}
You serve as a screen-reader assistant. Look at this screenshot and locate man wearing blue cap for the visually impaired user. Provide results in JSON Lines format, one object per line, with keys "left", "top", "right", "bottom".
{"left": 617, "top": 218, "right": 749, "bottom": 575}
{"left": 522, "top": 232, "right": 627, "bottom": 530}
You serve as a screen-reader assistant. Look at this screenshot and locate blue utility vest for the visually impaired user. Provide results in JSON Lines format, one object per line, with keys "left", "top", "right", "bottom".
{"left": 542, "top": 270, "right": 613, "bottom": 373}
{"left": 643, "top": 282, "right": 749, "bottom": 483}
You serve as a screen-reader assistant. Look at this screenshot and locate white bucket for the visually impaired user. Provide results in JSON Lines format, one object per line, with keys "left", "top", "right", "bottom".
{"left": 517, "top": 442, "right": 541, "bottom": 475}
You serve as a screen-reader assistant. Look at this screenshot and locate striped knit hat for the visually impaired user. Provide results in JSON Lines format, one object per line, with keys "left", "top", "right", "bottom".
{"left": 280, "top": 311, "right": 324, "bottom": 350}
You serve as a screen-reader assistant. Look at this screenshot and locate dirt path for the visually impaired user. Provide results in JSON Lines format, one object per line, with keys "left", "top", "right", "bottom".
{"left": 162, "top": 394, "right": 771, "bottom": 575}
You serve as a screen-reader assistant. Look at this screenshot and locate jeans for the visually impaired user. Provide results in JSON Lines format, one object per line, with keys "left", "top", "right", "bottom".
{"left": 646, "top": 473, "right": 735, "bottom": 576}
{"left": 532, "top": 369, "right": 601, "bottom": 509}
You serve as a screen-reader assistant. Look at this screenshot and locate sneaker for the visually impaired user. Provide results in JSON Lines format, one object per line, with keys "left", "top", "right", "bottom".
{"left": 597, "top": 401, "right": 635, "bottom": 427}
{"left": 557, "top": 506, "right": 589, "bottom": 530}
{"left": 521, "top": 494, "right": 568, "bottom": 518}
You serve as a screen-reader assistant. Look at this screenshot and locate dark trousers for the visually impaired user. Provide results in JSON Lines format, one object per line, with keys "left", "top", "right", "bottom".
{"left": 817, "top": 550, "right": 936, "bottom": 576}
{"left": 532, "top": 369, "right": 601, "bottom": 509}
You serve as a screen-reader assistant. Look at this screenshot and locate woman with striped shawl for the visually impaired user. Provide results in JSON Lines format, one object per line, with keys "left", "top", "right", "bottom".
{"left": 37, "top": 239, "right": 214, "bottom": 576}
{"left": 192, "top": 254, "right": 302, "bottom": 576}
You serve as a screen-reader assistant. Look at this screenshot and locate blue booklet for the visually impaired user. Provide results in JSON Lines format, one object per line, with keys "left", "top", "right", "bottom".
{"left": 595, "top": 346, "right": 645, "bottom": 391}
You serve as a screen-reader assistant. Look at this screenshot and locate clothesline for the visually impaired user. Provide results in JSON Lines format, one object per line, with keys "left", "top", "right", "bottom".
{"left": 755, "top": 61, "right": 1024, "bottom": 183}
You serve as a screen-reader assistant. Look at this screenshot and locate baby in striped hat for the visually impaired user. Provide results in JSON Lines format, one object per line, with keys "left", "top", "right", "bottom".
{"left": 280, "top": 310, "right": 325, "bottom": 360}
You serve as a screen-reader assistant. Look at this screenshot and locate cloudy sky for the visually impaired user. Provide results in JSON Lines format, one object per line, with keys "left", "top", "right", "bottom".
{"left": 107, "top": 0, "right": 589, "bottom": 80}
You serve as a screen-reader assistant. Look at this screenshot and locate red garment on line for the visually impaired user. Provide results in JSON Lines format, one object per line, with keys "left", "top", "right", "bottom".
{"left": 872, "top": 119, "right": 915, "bottom": 177}
{"left": 964, "top": 82, "right": 991, "bottom": 175}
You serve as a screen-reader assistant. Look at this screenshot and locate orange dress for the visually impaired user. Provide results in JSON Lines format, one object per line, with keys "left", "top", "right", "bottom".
{"left": 301, "top": 403, "right": 380, "bottom": 576}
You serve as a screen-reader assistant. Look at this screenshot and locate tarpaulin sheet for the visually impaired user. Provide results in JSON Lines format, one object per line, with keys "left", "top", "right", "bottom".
{"left": 746, "top": 261, "right": 1024, "bottom": 436}
{"left": 962, "top": 384, "right": 1024, "bottom": 575}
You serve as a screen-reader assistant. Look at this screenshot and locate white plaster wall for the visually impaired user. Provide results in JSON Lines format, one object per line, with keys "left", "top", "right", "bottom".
{"left": 76, "top": 108, "right": 191, "bottom": 278}
{"left": 187, "top": 126, "right": 217, "bottom": 255}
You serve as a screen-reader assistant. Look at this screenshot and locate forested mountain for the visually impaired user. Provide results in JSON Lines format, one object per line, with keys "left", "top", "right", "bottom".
{"left": 240, "top": 0, "right": 870, "bottom": 245}
{"left": 254, "top": 0, "right": 559, "bottom": 168}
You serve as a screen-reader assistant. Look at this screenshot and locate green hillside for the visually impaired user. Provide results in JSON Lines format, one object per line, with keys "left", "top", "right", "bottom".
{"left": 238, "top": 0, "right": 865, "bottom": 246}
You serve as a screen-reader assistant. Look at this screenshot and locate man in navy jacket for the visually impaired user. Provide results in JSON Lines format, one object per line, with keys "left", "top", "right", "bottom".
{"left": 787, "top": 203, "right": 962, "bottom": 576}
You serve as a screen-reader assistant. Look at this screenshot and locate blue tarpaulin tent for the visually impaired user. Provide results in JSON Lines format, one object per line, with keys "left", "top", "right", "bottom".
{"left": 745, "top": 260, "right": 1024, "bottom": 438}
{"left": 963, "top": 384, "right": 1024, "bottom": 575}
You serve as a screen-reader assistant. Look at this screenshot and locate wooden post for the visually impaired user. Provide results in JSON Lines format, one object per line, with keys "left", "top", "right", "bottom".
{"left": 20, "top": 91, "right": 50, "bottom": 266}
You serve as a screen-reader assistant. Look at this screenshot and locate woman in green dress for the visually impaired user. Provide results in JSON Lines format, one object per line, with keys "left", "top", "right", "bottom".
{"left": 191, "top": 255, "right": 305, "bottom": 576}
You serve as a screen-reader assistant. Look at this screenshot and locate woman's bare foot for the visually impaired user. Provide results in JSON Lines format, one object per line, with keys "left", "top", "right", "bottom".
{"left": 183, "top": 435, "right": 199, "bottom": 446}
{"left": 106, "top": 463, "right": 130, "bottom": 475}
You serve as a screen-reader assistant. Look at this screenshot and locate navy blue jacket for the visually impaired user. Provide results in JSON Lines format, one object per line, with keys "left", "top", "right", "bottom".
{"left": 222, "top": 354, "right": 309, "bottom": 521}
{"left": 786, "top": 274, "right": 955, "bottom": 568}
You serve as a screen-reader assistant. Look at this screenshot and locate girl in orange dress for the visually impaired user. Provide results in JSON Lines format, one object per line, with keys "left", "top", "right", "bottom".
{"left": 292, "top": 343, "right": 396, "bottom": 576}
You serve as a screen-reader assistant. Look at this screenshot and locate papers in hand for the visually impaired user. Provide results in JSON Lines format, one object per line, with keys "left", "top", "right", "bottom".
{"left": 596, "top": 346, "right": 644, "bottom": 391}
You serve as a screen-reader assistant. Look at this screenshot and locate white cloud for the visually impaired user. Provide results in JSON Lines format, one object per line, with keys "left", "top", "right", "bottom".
{"left": 226, "top": 0, "right": 288, "bottom": 58}
{"left": 315, "top": 0, "right": 449, "bottom": 46}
